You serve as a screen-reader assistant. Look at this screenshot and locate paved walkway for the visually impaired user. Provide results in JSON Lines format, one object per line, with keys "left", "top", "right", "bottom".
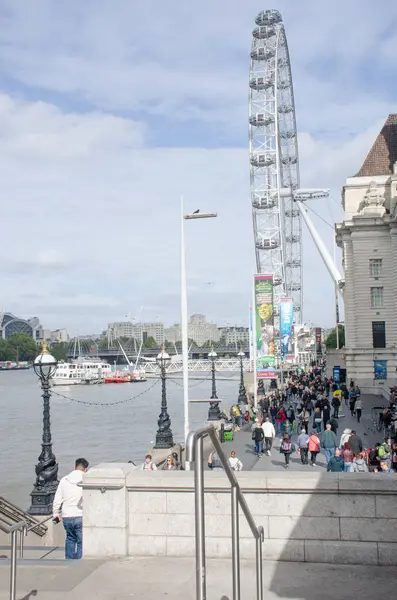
{"left": 224, "top": 394, "right": 386, "bottom": 472}
{"left": 1, "top": 557, "right": 397, "bottom": 599}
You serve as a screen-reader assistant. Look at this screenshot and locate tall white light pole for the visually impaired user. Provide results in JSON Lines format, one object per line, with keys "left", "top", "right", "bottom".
{"left": 180, "top": 197, "right": 217, "bottom": 464}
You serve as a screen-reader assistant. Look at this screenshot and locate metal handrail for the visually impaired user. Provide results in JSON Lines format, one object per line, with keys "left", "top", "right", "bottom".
{"left": 0, "top": 519, "right": 27, "bottom": 600}
{"left": 19, "top": 514, "right": 54, "bottom": 559}
{"left": 186, "top": 425, "right": 264, "bottom": 600}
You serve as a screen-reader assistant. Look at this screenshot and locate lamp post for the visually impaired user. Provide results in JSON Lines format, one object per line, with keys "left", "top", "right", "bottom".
{"left": 154, "top": 346, "right": 174, "bottom": 449}
{"left": 237, "top": 350, "right": 247, "bottom": 404}
{"left": 181, "top": 198, "right": 217, "bottom": 448}
{"left": 29, "top": 341, "right": 59, "bottom": 515}
{"left": 208, "top": 347, "right": 221, "bottom": 421}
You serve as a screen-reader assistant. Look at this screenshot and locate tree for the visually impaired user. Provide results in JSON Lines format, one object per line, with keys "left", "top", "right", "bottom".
{"left": 143, "top": 336, "right": 158, "bottom": 349}
{"left": 6, "top": 333, "right": 39, "bottom": 361}
{"left": 51, "top": 342, "right": 68, "bottom": 362}
{"left": 325, "top": 325, "right": 345, "bottom": 349}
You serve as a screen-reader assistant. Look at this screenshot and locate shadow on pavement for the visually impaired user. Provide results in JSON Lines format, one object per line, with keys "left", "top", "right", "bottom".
{"left": 19, "top": 591, "right": 37, "bottom": 600}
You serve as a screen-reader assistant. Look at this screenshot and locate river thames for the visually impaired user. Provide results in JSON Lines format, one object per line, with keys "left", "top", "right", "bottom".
{"left": 0, "top": 368, "right": 240, "bottom": 509}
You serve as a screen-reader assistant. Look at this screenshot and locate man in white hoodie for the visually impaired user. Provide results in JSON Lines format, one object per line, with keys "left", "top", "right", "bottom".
{"left": 262, "top": 416, "right": 276, "bottom": 456}
{"left": 53, "top": 458, "right": 89, "bottom": 559}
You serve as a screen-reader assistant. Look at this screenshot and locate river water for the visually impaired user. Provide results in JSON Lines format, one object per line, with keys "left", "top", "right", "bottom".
{"left": 0, "top": 369, "right": 239, "bottom": 509}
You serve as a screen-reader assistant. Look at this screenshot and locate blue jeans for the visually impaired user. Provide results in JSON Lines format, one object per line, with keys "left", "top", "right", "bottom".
{"left": 344, "top": 462, "right": 352, "bottom": 473}
{"left": 63, "top": 517, "right": 83, "bottom": 559}
{"left": 324, "top": 448, "right": 335, "bottom": 465}
{"left": 255, "top": 440, "right": 263, "bottom": 455}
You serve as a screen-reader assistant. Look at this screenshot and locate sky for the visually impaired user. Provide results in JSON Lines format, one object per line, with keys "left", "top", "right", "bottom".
{"left": 0, "top": 0, "right": 396, "bottom": 335}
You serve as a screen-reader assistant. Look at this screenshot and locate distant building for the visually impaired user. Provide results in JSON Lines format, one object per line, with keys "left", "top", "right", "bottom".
{"left": 108, "top": 321, "right": 165, "bottom": 345}
{"left": 0, "top": 312, "right": 43, "bottom": 341}
{"left": 180, "top": 314, "right": 221, "bottom": 347}
{"left": 336, "top": 114, "right": 397, "bottom": 390}
{"left": 51, "top": 329, "right": 69, "bottom": 343}
{"left": 164, "top": 324, "right": 182, "bottom": 344}
{"left": 218, "top": 326, "right": 249, "bottom": 347}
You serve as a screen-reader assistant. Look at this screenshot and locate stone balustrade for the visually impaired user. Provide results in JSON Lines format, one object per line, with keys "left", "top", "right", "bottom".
{"left": 82, "top": 464, "right": 397, "bottom": 565}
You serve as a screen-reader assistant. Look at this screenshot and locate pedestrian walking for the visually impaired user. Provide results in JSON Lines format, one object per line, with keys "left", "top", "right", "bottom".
{"left": 53, "top": 458, "right": 89, "bottom": 560}
{"left": 321, "top": 424, "right": 338, "bottom": 465}
{"left": 252, "top": 422, "right": 265, "bottom": 457}
{"left": 296, "top": 429, "right": 309, "bottom": 465}
{"left": 279, "top": 433, "right": 295, "bottom": 469}
{"left": 262, "top": 416, "right": 275, "bottom": 456}
{"left": 355, "top": 397, "right": 363, "bottom": 423}
{"left": 308, "top": 431, "right": 321, "bottom": 467}
{"left": 313, "top": 407, "right": 322, "bottom": 435}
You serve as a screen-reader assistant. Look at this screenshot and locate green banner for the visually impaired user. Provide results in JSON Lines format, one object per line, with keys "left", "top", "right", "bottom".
{"left": 254, "top": 275, "right": 276, "bottom": 378}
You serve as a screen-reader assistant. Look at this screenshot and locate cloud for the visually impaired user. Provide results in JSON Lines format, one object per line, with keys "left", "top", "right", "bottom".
{"left": 0, "top": 1, "right": 396, "bottom": 333}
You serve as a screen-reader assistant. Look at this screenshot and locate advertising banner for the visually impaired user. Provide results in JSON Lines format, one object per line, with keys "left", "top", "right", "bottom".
{"left": 280, "top": 298, "right": 294, "bottom": 361}
{"left": 374, "top": 360, "right": 387, "bottom": 380}
{"left": 254, "top": 275, "right": 276, "bottom": 378}
{"left": 315, "top": 327, "right": 322, "bottom": 355}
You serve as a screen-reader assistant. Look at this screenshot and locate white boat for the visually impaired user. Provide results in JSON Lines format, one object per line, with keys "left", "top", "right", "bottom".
{"left": 51, "top": 357, "right": 112, "bottom": 386}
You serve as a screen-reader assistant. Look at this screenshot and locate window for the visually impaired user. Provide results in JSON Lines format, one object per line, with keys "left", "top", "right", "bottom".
{"left": 369, "top": 258, "right": 382, "bottom": 278}
{"left": 370, "top": 287, "right": 384, "bottom": 308}
{"left": 372, "top": 321, "right": 386, "bottom": 348}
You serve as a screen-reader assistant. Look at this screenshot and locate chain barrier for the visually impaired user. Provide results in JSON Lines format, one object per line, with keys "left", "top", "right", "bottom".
{"left": 51, "top": 378, "right": 160, "bottom": 407}
{"left": 168, "top": 373, "right": 212, "bottom": 388}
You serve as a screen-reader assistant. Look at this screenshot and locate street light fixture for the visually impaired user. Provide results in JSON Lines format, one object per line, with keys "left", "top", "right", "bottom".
{"left": 154, "top": 346, "right": 174, "bottom": 449}
{"left": 29, "top": 340, "right": 59, "bottom": 515}
{"left": 237, "top": 350, "right": 248, "bottom": 404}
{"left": 207, "top": 347, "right": 221, "bottom": 421}
{"left": 181, "top": 198, "right": 218, "bottom": 449}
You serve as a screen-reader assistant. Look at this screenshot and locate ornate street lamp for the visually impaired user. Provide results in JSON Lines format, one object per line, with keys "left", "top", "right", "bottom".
{"left": 154, "top": 346, "right": 174, "bottom": 449}
{"left": 29, "top": 340, "right": 59, "bottom": 515}
{"left": 237, "top": 350, "right": 247, "bottom": 404}
{"left": 208, "top": 347, "right": 221, "bottom": 421}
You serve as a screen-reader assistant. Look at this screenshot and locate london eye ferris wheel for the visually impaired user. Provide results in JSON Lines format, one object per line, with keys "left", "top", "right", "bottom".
{"left": 249, "top": 9, "right": 302, "bottom": 322}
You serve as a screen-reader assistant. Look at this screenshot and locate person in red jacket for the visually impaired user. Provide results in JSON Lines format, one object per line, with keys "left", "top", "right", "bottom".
{"left": 276, "top": 407, "right": 287, "bottom": 435}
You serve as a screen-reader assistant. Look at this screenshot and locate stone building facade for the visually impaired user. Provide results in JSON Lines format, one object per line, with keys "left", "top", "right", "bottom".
{"left": 336, "top": 114, "right": 397, "bottom": 391}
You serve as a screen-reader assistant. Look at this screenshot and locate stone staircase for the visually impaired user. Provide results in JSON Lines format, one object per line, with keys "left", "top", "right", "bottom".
{"left": 0, "top": 555, "right": 397, "bottom": 600}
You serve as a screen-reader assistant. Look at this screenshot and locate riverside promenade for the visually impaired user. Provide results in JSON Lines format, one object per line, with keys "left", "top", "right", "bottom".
{"left": 222, "top": 394, "right": 384, "bottom": 472}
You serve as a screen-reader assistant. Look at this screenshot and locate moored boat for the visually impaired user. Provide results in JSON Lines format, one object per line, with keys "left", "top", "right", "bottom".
{"left": 51, "top": 357, "right": 112, "bottom": 386}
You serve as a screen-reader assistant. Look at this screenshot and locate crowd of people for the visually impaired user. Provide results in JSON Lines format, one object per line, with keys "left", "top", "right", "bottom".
{"left": 242, "top": 367, "right": 397, "bottom": 472}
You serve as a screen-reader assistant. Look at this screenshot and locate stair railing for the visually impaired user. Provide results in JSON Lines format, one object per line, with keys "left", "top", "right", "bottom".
{"left": 0, "top": 518, "right": 27, "bottom": 600}
{"left": 186, "top": 425, "right": 264, "bottom": 600}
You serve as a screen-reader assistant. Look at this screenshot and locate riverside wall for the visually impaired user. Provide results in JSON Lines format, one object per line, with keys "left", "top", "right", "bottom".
{"left": 82, "top": 465, "right": 397, "bottom": 566}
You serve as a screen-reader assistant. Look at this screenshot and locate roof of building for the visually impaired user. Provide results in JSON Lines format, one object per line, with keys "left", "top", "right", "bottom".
{"left": 355, "top": 114, "right": 397, "bottom": 177}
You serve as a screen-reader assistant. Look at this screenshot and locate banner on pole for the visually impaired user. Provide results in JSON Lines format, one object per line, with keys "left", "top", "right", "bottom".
{"left": 280, "top": 298, "right": 294, "bottom": 362}
{"left": 254, "top": 275, "right": 276, "bottom": 378}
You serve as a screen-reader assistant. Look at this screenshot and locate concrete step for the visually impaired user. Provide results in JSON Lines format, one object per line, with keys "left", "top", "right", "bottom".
{"left": 0, "top": 557, "right": 396, "bottom": 599}
{"left": 0, "top": 545, "right": 64, "bottom": 560}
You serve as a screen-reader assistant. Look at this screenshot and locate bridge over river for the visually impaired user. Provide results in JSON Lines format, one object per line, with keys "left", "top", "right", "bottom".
{"left": 67, "top": 345, "right": 250, "bottom": 363}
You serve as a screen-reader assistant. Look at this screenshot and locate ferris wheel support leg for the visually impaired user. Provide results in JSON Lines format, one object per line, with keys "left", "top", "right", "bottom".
{"left": 295, "top": 200, "right": 343, "bottom": 293}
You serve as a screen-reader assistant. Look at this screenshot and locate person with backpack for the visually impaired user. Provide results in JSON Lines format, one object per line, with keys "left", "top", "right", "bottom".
{"left": 279, "top": 433, "right": 295, "bottom": 469}
{"left": 141, "top": 454, "right": 157, "bottom": 470}
{"left": 252, "top": 422, "right": 265, "bottom": 457}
